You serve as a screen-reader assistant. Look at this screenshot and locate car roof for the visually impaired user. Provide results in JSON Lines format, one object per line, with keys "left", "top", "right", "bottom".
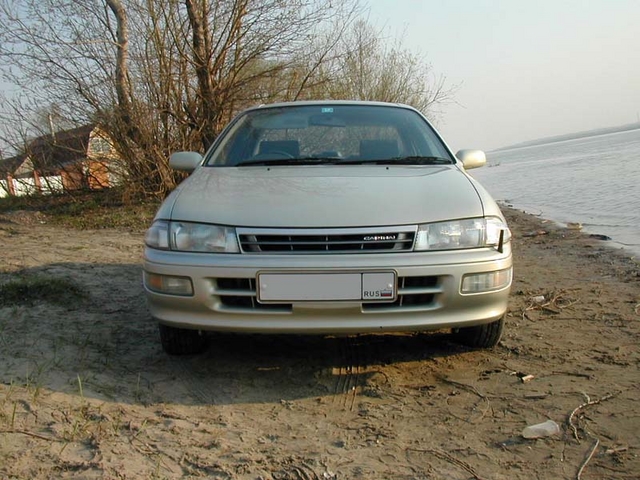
{"left": 245, "top": 100, "right": 420, "bottom": 113}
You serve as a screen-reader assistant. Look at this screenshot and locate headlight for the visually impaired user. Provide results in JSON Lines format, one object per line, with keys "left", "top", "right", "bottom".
{"left": 145, "top": 220, "right": 239, "bottom": 253}
{"left": 414, "top": 217, "right": 510, "bottom": 251}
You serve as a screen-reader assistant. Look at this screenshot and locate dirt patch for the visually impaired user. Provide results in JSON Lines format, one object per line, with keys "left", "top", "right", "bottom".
{"left": 0, "top": 207, "right": 638, "bottom": 479}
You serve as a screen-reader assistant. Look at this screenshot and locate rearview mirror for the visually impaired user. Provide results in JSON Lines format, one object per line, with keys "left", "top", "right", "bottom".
{"left": 456, "top": 149, "right": 486, "bottom": 170}
{"left": 169, "top": 152, "right": 203, "bottom": 172}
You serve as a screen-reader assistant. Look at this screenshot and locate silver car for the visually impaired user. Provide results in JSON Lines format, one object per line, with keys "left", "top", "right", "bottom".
{"left": 143, "top": 101, "right": 512, "bottom": 354}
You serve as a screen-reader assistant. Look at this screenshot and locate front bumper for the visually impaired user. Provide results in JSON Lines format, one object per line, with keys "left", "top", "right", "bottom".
{"left": 143, "top": 246, "right": 512, "bottom": 334}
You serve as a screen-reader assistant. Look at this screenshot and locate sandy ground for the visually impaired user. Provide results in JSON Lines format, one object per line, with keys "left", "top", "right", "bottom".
{"left": 0, "top": 207, "right": 638, "bottom": 479}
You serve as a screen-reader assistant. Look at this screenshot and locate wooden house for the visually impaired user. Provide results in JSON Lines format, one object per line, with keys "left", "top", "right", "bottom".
{"left": 0, "top": 125, "right": 121, "bottom": 197}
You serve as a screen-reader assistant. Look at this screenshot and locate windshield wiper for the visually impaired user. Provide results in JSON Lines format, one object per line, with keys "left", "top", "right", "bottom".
{"left": 339, "top": 156, "right": 453, "bottom": 166}
{"left": 235, "top": 156, "right": 452, "bottom": 167}
{"left": 235, "top": 157, "right": 341, "bottom": 167}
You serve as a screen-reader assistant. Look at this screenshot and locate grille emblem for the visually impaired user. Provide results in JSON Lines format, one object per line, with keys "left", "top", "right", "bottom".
{"left": 363, "top": 235, "right": 397, "bottom": 241}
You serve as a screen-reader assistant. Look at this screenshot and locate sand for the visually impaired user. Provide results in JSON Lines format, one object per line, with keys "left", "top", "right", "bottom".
{"left": 0, "top": 206, "right": 638, "bottom": 479}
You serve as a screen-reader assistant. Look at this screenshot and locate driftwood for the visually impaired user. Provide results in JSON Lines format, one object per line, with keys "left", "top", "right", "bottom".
{"left": 567, "top": 392, "right": 619, "bottom": 480}
{"left": 522, "top": 289, "right": 578, "bottom": 320}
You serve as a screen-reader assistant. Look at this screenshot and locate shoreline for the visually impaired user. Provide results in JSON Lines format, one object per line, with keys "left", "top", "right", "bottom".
{"left": 499, "top": 201, "right": 640, "bottom": 261}
{"left": 501, "top": 205, "right": 639, "bottom": 282}
{"left": 478, "top": 127, "right": 640, "bottom": 261}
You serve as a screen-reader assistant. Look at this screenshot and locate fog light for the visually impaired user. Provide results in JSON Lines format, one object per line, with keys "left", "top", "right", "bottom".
{"left": 461, "top": 268, "right": 512, "bottom": 294}
{"left": 144, "top": 272, "right": 193, "bottom": 296}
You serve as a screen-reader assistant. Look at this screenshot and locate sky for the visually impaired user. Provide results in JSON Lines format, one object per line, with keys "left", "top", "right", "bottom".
{"left": 368, "top": 0, "right": 640, "bottom": 151}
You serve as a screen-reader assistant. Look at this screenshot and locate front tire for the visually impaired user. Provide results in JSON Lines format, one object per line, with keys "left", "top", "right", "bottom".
{"left": 159, "top": 323, "right": 208, "bottom": 355}
{"left": 454, "top": 315, "right": 505, "bottom": 348}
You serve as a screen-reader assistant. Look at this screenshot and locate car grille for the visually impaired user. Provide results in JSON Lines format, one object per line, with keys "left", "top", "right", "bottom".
{"left": 237, "top": 227, "right": 416, "bottom": 254}
{"left": 212, "top": 275, "right": 440, "bottom": 313}
{"left": 215, "top": 278, "right": 291, "bottom": 313}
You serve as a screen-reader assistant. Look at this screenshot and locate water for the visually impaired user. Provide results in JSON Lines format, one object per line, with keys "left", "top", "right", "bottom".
{"left": 471, "top": 128, "right": 640, "bottom": 257}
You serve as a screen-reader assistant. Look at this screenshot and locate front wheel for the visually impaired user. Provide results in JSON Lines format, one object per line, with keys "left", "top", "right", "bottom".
{"left": 159, "top": 323, "right": 208, "bottom": 355}
{"left": 453, "top": 315, "right": 505, "bottom": 348}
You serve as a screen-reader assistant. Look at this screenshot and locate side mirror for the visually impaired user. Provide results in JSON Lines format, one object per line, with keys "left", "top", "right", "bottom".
{"left": 169, "top": 152, "right": 203, "bottom": 172}
{"left": 456, "top": 149, "right": 486, "bottom": 170}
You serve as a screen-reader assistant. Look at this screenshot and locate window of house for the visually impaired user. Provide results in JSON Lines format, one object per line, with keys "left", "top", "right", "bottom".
{"left": 92, "top": 137, "right": 111, "bottom": 154}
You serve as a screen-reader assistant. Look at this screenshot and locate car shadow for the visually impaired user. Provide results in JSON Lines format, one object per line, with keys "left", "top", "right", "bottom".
{"left": 0, "top": 262, "right": 479, "bottom": 407}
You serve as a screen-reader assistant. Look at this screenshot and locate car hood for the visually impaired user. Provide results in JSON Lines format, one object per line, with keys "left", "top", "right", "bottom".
{"left": 166, "top": 166, "right": 484, "bottom": 227}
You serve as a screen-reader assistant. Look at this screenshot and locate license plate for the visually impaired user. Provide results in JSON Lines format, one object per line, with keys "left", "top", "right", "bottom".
{"left": 257, "top": 272, "right": 396, "bottom": 302}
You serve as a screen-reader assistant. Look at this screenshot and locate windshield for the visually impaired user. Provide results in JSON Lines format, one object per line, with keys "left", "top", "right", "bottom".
{"left": 206, "top": 104, "right": 454, "bottom": 166}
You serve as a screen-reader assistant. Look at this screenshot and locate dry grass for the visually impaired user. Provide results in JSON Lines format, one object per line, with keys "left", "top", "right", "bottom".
{"left": 0, "top": 188, "right": 159, "bottom": 231}
{"left": 0, "top": 275, "right": 87, "bottom": 307}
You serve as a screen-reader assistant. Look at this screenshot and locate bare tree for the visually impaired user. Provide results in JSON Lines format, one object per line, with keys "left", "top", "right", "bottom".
{"left": 1, "top": 0, "right": 365, "bottom": 197}
{"left": 0, "top": 1, "right": 454, "bottom": 200}
{"left": 313, "top": 20, "right": 457, "bottom": 122}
